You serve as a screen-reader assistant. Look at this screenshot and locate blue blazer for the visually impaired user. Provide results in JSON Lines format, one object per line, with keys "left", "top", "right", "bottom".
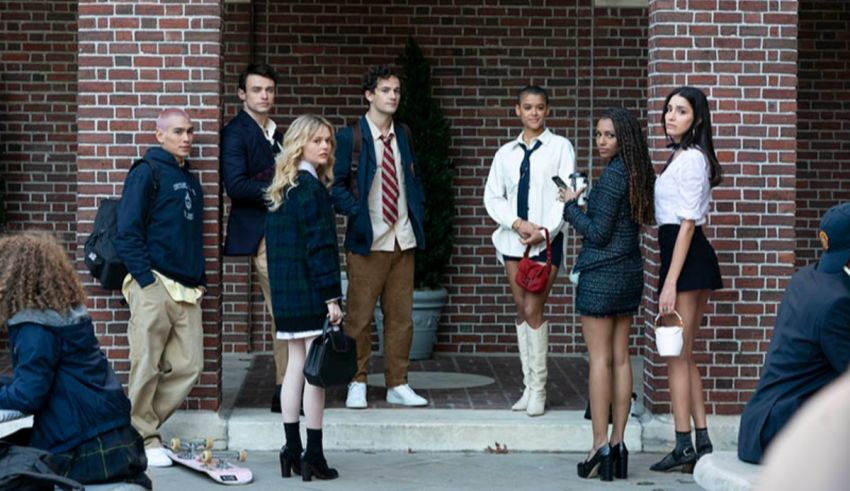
{"left": 331, "top": 116, "right": 426, "bottom": 256}
{"left": 737, "top": 265, "right": 850, "bottom": 463}
{"left": 221, "top": 109, "right": 283, "bottom": 256}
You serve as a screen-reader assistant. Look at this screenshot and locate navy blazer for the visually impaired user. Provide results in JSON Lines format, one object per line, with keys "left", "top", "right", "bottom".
{"left": 221, "top": 109, "right": 283, "bottom": 256}
{"left": 737, "top": 265, "right": 850, "bottom": 464}
{"left": 331, "top": 116, "right": 426, "bottom": 256}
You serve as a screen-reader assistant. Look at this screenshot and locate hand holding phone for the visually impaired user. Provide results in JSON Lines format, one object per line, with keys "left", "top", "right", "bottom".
{"left": 551, "top": 175, "right": 568, "bottom": 189}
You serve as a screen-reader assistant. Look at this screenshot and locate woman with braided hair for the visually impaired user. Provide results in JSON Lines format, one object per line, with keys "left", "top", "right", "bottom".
{"left": 558, "top": 106, "right": 655, "bottom": 481}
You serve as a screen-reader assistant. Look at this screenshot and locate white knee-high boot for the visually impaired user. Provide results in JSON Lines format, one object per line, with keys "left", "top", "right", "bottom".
{"left": 526, "top": 320, "right": 549, "bottom": 417}
{"left": 511, "top": 322, "right": 530, "bottom": 411}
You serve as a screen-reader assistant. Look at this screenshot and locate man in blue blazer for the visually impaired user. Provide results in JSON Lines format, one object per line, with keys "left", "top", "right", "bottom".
{"left": 220, "top": 63, "right": 287, "bottom": 412}
{"left": 332, "top": 65, "right": 427, "bottom": 408}
{"left": 738, "top": 202, "right": 850, "bottom": 463}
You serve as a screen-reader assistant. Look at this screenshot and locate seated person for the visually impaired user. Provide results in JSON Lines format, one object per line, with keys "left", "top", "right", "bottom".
{"left": 0, "top": 232, "right": 150, "bottom": 488}
{"left": 738, "top": 203, "right": 850, "bottom": 464}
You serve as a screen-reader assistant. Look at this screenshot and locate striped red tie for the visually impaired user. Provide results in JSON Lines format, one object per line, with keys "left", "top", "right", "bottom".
{"left": 380, "top": 133, "right": 399, "bottom": 226}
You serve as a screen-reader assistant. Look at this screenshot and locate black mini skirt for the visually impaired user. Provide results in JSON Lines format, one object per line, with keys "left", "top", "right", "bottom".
{"left": 658, "top": 224, "right": 723, "bottom": 292}
{"left": 503, "top": 232, "right": 564, "bottom": 268}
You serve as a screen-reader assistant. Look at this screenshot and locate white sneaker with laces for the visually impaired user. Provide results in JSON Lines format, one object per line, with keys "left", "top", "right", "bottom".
{"left": 145, "top": 446, "right": 173, "bottom": 467}
{"left": 345, "top": 381, "right": 368, "bottom": 409}
{"left": 386, "top": 384, "right": 428, "bottom": 406}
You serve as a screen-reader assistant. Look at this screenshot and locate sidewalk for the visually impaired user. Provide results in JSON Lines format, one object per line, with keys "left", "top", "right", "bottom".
{"left": 148, "top": 450, "right": 701, "bottom": 490}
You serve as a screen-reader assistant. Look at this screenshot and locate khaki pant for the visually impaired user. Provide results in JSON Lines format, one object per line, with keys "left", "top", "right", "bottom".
{"left": 346, "top": 243, "right": 415, "bottom": 387}
{"left": 126, "top": 278, "right": 203, "bottom": 448}
{"left": 254, "top": 238, "right": 288, "bottom": 384}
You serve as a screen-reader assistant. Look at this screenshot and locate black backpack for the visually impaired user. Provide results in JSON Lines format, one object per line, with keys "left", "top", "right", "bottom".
{"left": 84, "top": 159, "right": 159, "bottom": 290}
{"left": 0, "top": 442, "right": 83, "bottom": 490}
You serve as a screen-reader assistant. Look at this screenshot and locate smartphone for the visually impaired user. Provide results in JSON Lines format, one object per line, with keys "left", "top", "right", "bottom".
{"left": 551, "top": 175, "right": 568, "bottom": 189}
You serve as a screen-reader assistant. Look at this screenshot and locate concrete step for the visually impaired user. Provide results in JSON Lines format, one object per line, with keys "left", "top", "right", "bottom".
{"left": 694, "top": 451, "right": 760, "bottom": 491}
{"left": 160, "top": 408, "right": 741, "bottom": 454}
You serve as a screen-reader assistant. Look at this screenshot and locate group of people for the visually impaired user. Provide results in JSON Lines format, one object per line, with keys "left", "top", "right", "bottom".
{"left": 0, "top": 59, "right": 845, "bottom": 488}
{"left": 485, "top": 84, "right": 724, "bottom": 480}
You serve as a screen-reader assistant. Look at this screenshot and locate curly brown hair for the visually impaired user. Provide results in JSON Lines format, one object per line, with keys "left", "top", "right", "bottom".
{"left": 0, "top": 232, "right": 86, "bottom": 326}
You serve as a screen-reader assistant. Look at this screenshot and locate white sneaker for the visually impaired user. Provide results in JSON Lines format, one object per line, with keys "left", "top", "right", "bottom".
{"left": 346, "top": 381, "right": 368, "bottom": 409}
{"left": 145, "top": 446, "right": 173, "bottom": 467}
{"left": 386, "top": 384, "right": 428, "bottom": 406}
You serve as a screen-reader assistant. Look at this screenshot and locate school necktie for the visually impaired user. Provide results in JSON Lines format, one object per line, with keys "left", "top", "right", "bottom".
{"left": 380, "top": 133, "right": 399, "bottom": 226}
{"left": 517, "top": 140, "right": 542, "bottom": 220}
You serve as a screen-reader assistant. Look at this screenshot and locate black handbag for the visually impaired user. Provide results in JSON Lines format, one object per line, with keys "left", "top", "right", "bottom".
{"left": 303, "top": 319, "right": 357, "bottom": 388}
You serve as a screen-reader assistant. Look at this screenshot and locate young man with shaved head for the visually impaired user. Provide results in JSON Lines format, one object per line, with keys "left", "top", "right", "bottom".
{"left": 115, "top": 108, "right": 206, "bottom": 467}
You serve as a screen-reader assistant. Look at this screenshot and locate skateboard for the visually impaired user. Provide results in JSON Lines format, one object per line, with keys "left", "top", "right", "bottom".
{"left": 165, "top": 437, "right": 253, "bottom": 485}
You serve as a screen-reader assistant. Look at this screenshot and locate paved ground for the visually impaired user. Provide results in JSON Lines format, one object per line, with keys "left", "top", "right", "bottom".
{"left": 235, "top": 354, "right": 591, "bottom": 410}
{"left": 148, "top": 450, "right": 700, "bottom": 490}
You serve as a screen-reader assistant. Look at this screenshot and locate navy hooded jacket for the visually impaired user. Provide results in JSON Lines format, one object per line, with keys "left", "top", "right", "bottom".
{"left": 0, "top": 306, "right": 131, "bottom": 454}
{"left": 115, "top": 146, "right": 206, "bottom": 288}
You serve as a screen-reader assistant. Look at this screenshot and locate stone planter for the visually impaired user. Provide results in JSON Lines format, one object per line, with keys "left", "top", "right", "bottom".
{"left": 341, "top": 273, "right": 448, "bottom": 360}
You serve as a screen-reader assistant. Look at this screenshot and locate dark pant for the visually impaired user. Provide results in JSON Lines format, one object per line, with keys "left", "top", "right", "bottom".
{"left": 51, "top": 425, "right": 151, "bottom": 489}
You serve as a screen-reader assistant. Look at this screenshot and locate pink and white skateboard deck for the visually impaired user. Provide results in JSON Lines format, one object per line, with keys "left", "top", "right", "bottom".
{"left": 166, "top": 438, "right": 253, "bottom": 485}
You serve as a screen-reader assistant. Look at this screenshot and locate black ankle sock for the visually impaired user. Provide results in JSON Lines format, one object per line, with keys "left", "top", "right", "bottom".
{"left": 695, "top": 427, "right": 712, "bottom": 450}
{"left": 304, "top": 428, "right": 324, "bottom": 460}
{"left": 283, "top": 422, "right": 302, "bottom": 453}
{"left": 675, "top": 431, "right": 694, "bottom": 454}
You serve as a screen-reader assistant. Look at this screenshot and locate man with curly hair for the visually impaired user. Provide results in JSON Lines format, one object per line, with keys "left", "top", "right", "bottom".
{"left": 331, "top": 65, "right": 428, "bottom": 409}
{"left": 115, "top": 108, "right": 206, "bottom": 467}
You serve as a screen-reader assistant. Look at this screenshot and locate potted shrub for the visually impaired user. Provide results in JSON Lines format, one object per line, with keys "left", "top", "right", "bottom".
{"left": 374, "top": 37, "right": 454, "bottom": 359}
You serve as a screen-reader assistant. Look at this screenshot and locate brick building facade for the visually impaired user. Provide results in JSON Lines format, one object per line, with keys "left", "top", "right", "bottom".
{"left": 0, "top": 0, "right": 847, "bottom": 414}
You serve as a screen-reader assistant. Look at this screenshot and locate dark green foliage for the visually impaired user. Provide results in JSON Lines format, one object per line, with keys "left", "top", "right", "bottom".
{"left": 395, "top": 37, "right": 454, "bottom": 290}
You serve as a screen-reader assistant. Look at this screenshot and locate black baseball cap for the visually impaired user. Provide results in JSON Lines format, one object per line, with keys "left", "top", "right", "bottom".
{"left": 818, "top": 202, "right": 850, "bottom": 273}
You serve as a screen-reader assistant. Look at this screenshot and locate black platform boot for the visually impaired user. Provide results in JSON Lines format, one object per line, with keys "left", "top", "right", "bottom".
{"left": 577, "top": 444, "right": 613, "bottom": 481}
{"left": 279, "top": 422, "right": 302, "bottom": 478}
{"left": 302, "top": 429, "right": 339, "bottom": 481}
{"left": 611, "top": 442, "right": 629, "bottom": 479}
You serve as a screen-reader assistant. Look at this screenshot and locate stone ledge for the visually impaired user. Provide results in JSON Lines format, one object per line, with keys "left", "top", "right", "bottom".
{"left": 694, "top": 451, "right": 760, "bottom": 491}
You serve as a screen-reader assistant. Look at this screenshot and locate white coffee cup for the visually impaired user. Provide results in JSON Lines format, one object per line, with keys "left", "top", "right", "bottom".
{"left": 569, "top": 171, "right": 588, "bottom": 206}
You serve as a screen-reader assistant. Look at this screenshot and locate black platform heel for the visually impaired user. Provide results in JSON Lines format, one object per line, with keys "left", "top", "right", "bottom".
{"left": 279, "top": 445, "right": 301, "bottom": 478}
{"left": 577, "top": 445, "right": 613, "bottom": 481}
{"left": 611, "top": 442, "right": 629, "bottom": 479}
{"left": 301, "top": 454, "right": 339, "bottom": 481}
{"left": 649, "top": 446, "right": 696, "bottom": 473}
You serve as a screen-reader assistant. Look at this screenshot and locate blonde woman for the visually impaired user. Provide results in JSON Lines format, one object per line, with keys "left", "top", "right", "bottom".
{"left": 266, "top": 115, "right": 343, "bottom": 481}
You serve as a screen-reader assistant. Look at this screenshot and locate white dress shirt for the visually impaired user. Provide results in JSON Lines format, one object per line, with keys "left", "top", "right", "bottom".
{"left": 654, "top": 148, "right": 712, "bottom": 226}
{"left": 484, "top": 128, "right": 576, "bottom": 263}
{"left": 365, "top": 114, "right": 417, "bottom": 252}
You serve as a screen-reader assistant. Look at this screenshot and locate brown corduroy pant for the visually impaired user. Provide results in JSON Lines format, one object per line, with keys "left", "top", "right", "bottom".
{"left": 345, "top": 244, "right": 415, "bottom": 388}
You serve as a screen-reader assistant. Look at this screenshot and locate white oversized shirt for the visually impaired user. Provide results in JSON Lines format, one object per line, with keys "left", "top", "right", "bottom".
{"left": 483, "top": 128, "right": 576, "bottom": 262}
{"left": 365, "top": 114, "right": 417, "bottom": 252}
{"left": 654, "top": 148, "right": 712, "bottom": 226}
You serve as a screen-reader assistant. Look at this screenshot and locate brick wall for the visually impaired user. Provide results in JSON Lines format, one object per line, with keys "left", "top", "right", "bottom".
{"left": 221, "top": 0, "right": 650, "bottom": 356}
{"left": 643, "top": 0, "right": 799, "bottom": 415}
{"left": 796, "top": 0, "right": 850, "bottom": 267}
{"left": 0, "top": 1, "right": 78, "bottom": 248}
{"left": 75, "top": 1, "right": 224, "bottom": 410}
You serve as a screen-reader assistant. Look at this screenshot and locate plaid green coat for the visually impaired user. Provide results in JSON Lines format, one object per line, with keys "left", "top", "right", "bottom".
{"left": 266, "top": 171, "right": 342, "bottom": 333}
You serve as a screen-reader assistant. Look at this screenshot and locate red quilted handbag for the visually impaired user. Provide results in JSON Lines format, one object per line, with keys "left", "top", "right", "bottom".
{"left": 516, "top": 228, "right": 551, "bottom": 293}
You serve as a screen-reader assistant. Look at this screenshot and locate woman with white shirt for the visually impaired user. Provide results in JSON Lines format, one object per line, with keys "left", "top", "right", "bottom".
{"left": 651, "top": 86, "right": 723, "bottom": 473}
{"left": 484, "top": 85, "right": 576, "bottom": 417}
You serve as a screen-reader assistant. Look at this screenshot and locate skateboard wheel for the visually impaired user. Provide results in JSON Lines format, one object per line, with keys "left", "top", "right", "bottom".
{"left": 170, "top": 438, "right": 181, "bottom": 452}
{"left": 201, "top": 450, "right": 213, "bottom": 464}
{"left": 238, "top": 450, "right": 248, "bottom": 462}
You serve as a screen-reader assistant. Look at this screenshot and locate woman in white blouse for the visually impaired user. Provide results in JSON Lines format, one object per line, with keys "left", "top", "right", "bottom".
{"left": 651, "top": 86, "right": 724, "bottom": 473}
{"left": 484, "top": 85, "right": 575, "bottom": 417}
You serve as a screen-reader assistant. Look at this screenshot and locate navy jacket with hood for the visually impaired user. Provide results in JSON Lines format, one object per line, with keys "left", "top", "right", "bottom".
{"left": 115, "top": 146, "right": 206, "bottom": 288}
{"left": 0, "top": 306, "right": 131, "bottom": 454}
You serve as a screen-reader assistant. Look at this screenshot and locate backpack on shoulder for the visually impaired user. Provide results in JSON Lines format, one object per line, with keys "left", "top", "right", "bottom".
{"left": 84, "top": 159, "right": 159, "bottom": 290}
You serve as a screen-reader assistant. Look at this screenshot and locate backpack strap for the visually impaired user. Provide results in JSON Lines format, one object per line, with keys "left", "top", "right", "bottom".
{"left": 349, "top": 122, "right": 362, "bottom": 201}
{"left": 128, "top": 158, "right": 161, "bottom": 226}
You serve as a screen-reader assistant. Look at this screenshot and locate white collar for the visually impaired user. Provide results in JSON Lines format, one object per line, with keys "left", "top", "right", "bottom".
{"left": 513, "top": 128, "right": 552, "bottom": 149}
{"left": 255, "top": 117, "right": 277, "bottom": 144}
{"left": 365, "top": 113, "right": 395, "bottom": 141}
{"left": 844, "top": 265, "right": 850, "bottom": 278}
{"left": 298, "top": 160, "right": 318, "bottom": 178}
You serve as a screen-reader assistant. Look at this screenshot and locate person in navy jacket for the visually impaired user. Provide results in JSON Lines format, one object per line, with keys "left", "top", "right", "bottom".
{"left": 0, "top": 232, "right": 150, "bottom": 488}
{"left": 738, "top": 202, "right": 850, "bottom": 464}
{"left": 115, "top": 108, "right": 206, "bottom": 468}
{"left": 331, "top": 65, "right": 427, "bottom": 409}
{"left": 221, "top": 63, "right": 288, "bottom": 412}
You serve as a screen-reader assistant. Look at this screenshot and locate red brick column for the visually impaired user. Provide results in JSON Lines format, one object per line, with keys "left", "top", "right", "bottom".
{"left": 644, "top": 0, "right": 798, "bottom": 415}
{"left": 75, "top": 1, "right": 224, "bottom": 410}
